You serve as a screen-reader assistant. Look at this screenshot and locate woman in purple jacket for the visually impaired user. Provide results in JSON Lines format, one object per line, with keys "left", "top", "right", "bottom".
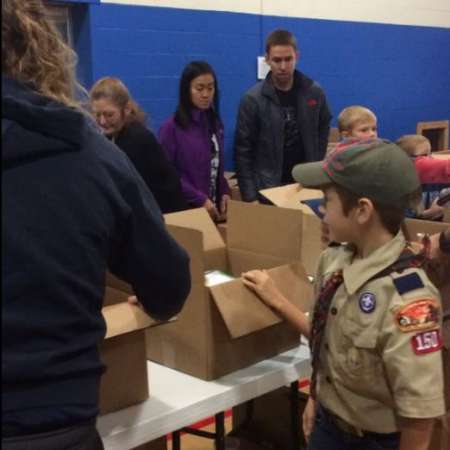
{"left": 159, "top": 61, "right": 230, "bottom": 222}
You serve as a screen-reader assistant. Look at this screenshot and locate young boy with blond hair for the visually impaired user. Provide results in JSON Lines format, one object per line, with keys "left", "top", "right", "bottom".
{"left": 338, "top": 105, "right": 378, "bottom": 140}
{"left": 397, "top": 134, "right": 450, "bottom": 220}
{"left": 243, "top": 139, "right": 444, "bottom": 450}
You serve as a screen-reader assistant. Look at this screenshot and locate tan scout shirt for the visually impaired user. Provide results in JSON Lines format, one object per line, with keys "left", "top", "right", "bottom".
{"left": 315, "top": 231, "right": 445, "bottom": 433}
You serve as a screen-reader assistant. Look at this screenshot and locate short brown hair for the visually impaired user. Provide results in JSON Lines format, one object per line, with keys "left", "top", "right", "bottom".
{"left": 338, "top": 106, "right": 377, "bottom": 133}
{"left": 265, "top": 29, "right": 298, "bottom": 54}
{"left": 396, "top": 134, "right": 431, "bottom": 157}
{"left": 328, "top": 183, "right": 422, "bottom": 236}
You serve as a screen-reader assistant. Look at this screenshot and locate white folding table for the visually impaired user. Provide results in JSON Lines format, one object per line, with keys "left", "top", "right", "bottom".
{"left": 98, "top": 343, "right": 311, "bottom": 450}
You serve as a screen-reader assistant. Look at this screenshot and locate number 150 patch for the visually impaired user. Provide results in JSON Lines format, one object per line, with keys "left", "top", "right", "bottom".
{"left": 411, "top": 329, "right": 443, "bottom": 355}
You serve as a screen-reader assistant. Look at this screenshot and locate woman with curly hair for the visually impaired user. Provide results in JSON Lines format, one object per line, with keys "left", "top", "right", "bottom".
{"left": 2, "top": 1, "right": 191, "bottom": 449}
{"left": 90, "top": 77, "right": 187, "bottom": 213}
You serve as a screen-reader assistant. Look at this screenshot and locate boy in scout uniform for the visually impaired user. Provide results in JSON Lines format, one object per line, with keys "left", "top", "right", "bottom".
{"left": 243, "top": 139, "right": 445, "bottom": 450}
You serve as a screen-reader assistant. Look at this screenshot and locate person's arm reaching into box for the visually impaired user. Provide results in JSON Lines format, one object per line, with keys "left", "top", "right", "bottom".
{"left": 107, "top": 160, "right": 191, "bottom": 321}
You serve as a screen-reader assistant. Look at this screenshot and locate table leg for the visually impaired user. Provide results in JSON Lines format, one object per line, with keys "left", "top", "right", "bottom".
{"left": 290, "top": 380, "right": 301, "bottom": 450}
{"left": 215, "top": 411, "right": 225, "bottom": 450}
{"left": 172, "top": 430, "right": 181, "bottom": 450}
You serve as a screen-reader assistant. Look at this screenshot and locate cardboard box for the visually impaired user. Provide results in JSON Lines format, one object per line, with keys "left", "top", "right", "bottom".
{"left": 259, "top": 184, "right": 324, "bottom": 275}
{"left": 99, "top": 302, "right": 156, "bottom": 415}
{"left": 431, "top": 152, "right": 450, "bottom": 159}
{"left": 217, "top": 222, "right": 228, "bottom": 243}
{"left": 146, "top": 203, "right": 314, "bottom": 380}
{"left": 104, "top": 284, "right": 130, "bottom": 306}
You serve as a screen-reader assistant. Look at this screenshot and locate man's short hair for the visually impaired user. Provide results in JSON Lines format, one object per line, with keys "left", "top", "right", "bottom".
{"left": 265, "top": 29, "right": 298, "bottom": 54}
{"left": 338, "top": 106, "right": 377, "bottom": 132}
{"left": 396, "top": 134, "right": 431, "bottom": 157}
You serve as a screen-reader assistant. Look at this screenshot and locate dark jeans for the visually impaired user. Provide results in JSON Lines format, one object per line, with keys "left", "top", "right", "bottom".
{"left": 308, "top": 406, "right": 400, "bottom": 450}
{"left": 2, "top": 422, "right": 104, "bottom": 450}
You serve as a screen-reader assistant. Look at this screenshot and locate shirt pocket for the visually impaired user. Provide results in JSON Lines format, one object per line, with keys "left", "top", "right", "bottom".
{"left": 341, "top": 319, "right": 382, "bottom": 377}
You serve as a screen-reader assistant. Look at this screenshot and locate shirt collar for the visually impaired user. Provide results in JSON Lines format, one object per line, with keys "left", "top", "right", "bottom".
{"left": 343, "top": 230, "right": 406, "bottom": 295}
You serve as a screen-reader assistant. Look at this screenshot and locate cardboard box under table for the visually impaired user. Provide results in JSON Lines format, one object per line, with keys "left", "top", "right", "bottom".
{"left": 99, "top": 301, "right": 157, "bottom": 415}
{"left": 147, "top": 202, "right": 314, "bottom": 380}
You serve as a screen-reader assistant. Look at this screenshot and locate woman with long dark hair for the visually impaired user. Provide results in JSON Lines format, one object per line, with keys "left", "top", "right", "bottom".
{"left": 159, "top": 61, "right": 230, "bottom": 221}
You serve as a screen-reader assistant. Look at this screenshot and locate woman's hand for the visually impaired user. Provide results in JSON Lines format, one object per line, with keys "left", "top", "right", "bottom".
{"left": 302, "top": 396, "right": 317, "bottom": 444}
{"left": 203, "top": 198, "right": 220, "bottom": 221}
{"left": 218, "top": 194, "right": 231, "bottom": 221}
{"left": 241, "top": 269, "right": 284, "bottom": 310}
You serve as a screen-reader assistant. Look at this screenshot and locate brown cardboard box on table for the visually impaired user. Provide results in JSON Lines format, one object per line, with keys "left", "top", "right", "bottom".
{"left": 99, "top": 300, "right": 157, "bottom": 415}
{"left": 145, "top": 201, "right": 314, "bottom": 380}
{"left": 259, "top": 183, "right": 324, "bottom": 276}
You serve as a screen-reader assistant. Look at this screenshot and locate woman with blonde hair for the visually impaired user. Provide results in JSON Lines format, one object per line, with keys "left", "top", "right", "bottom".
{"left": 2, "top": 1, "right": 191, "bottom": 449}
{"left": 90, "top": 77, "right": 186, "bottom": 213}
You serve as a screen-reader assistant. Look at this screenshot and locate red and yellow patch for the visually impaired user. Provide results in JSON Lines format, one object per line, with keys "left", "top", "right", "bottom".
{"left": 394, "top": 299, "right": 440, "bottom": 333}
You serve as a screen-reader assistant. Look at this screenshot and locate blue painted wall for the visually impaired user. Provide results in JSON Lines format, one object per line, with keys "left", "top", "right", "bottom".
{"left": 70, "top": 3, "right": 450, "bottom": 169}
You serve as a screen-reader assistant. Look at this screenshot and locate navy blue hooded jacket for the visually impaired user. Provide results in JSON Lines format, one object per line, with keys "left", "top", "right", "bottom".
{"left": 2, "top": 77, "right": 191, "bottom": 435}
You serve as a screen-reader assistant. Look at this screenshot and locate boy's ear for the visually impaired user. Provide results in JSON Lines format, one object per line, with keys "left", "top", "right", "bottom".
{"left": 355, "top": 198, "right": 374, "bottom": 225}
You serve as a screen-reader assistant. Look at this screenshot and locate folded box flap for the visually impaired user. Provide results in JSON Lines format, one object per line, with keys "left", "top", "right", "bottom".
{"left": 404, "top": 218, "right": 449, "bottom": 242}
{"left": 227, "top": 200, "right": 303, "bottom": 262}
{"left": 167, "top": 224, "right": 205, "bottom": 283}
{"left": 259, "top": 184, "right": 323, "bottom": 211}
{"left": 105, "top": 272, "right": 133, "bottom": 294}
{"left": 103, "top": 302, "right": 159, "bottom": 339}
{"left": 165, "top": 207, "right": 225, "bottom": 252}
{"left": 209, "top": 263, "right": 314, "bottom": 339}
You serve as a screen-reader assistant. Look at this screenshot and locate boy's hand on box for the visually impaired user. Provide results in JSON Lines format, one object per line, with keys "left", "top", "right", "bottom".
{"left": 241, "top": 270, "right": 284, "bottom": 310}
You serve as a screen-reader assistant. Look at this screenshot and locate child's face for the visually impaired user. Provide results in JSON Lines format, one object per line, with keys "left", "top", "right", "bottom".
{"left": 347, "top": 119, "right": 378, "bottom": 140}
{"left": 322, "top": 186, "right": 358, "bottom": 243}
{"left": 413, "top": 141, "right": 431, "bottom": 157}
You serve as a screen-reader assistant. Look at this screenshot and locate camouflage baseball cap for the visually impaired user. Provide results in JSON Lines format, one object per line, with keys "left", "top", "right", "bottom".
{"left": 291, "top": 138, "right": 420, "bottom": 208}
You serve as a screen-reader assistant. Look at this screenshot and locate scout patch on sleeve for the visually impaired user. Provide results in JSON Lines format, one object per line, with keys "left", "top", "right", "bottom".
{"left": 394, "top": 299, "right": 440, "bottom": 332}
{"left": 411, "top": 329, "right": 443, "bottom": 355}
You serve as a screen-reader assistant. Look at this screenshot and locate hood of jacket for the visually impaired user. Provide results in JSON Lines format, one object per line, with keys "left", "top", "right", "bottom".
{"left": 2, "top": 76, "right": 89, "bottom": 165}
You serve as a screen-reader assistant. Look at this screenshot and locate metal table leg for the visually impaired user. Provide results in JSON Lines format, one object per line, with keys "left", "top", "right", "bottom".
{"left": 172, "top": 430, "right": 181, "bottom": 450}
{"left": 290, "top": 380, "right": 301, "bottom": 450}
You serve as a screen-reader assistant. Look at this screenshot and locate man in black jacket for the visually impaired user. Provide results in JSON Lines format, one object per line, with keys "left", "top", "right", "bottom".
{"left": 234, "top": 29, "right": 332, "bottom": 202}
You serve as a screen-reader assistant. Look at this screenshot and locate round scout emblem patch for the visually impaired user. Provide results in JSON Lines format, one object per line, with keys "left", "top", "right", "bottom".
{"left": 359, "top": 292, "right": 376, "bottom": 313}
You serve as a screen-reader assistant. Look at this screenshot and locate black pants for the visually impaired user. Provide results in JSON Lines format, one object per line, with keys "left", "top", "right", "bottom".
{"left": 2, "top": 422, "right": 104, "bottom": 450}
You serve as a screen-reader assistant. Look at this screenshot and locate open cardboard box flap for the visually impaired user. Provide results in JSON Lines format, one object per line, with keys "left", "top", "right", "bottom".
{"left": 210, "top": 263, "right": 314, "bottom": 339}
{"left": 259, "top": 184, "right": 323, "bottom": 212}
{"left": 227, "top": 200, "right": 303, "bottom": 263}
{"left": 165, "top": 208, "right": 227, "bottom": 270}
{"left": 103, "top": 302, "right": 158, "bottom": 339}
{"left": 165, "top": 207, "right": 224, "bottom": 252}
